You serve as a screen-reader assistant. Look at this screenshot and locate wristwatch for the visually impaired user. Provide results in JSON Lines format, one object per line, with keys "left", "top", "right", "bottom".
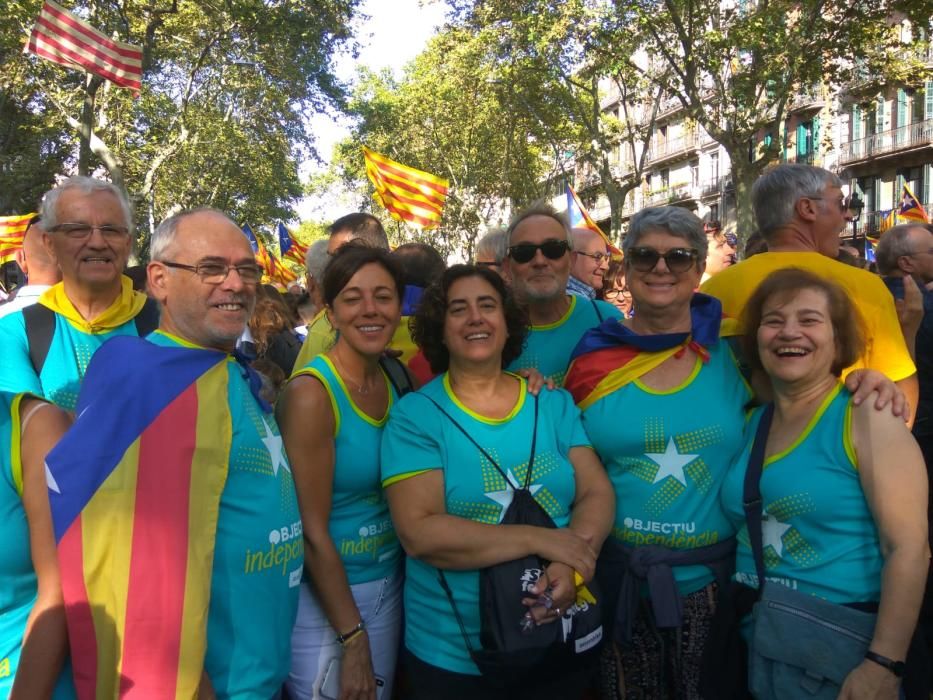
{"left": 864, "top": 650, "right": 906, "bottom": 677}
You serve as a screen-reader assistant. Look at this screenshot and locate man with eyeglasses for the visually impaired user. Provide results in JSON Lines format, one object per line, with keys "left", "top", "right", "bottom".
{"left": 701, "top": 163, "right": 918, "bottom": 424}
{"left": 568, "top": 228, "right": 610, "bottom": 300}
{"left": 502, "top": 204, "right": 621, "bottom": 384}
{"left": 0, "top": 177, "right": 157, "bottom": 410}
{"left": 46, "top": 207, "right": 300, "bottom": 698}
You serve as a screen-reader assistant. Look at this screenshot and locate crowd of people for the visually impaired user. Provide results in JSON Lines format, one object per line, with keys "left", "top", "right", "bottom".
{"left": 0, "top": 162, "right": 931, "bottom": 700}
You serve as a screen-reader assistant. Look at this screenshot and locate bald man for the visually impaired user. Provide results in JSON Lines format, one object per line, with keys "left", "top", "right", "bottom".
{"left": 0, "top": 217, "right": 62, "bottom": 319}
{"left": 567, "top": 227, "right": 609, "bottom": 299}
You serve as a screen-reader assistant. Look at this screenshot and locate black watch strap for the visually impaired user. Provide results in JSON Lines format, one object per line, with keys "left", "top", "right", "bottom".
{"left": 864, "top": 650, "right": 906, "bottom": 677}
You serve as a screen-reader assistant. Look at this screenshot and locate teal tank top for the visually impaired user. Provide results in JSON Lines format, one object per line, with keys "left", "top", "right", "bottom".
{"left": 507, "top": 296, "right": 621, "bottom": 385}
{"left": 0, "top": 392, "right": 75, "bottom": 697}
{"left": 721, "top": 384, "right": 884, "bottom": 603}
{"left": 295, "top": 355, "right": 401, "bottom": 584}
{"left": 581, "top": 339, "right": 751, "bottom": 594}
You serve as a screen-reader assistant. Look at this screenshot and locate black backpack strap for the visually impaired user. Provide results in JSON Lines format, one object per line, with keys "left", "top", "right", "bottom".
{"left": 742, "top": 403, "right": 775, "bottom": 593}
{"left": 590, "top": 298, "right": 604, "bottom": 323}
{"left": 133, "top": 297, "right": 160, "bottom": 336}
{"left": 437, "top": 569, "right": 478, "bottom": 654}
{"left": 23, "top": 303, "right": 56, "bottom": 376}
{"left": 420, "top": 394, "right": 510, "bottom": 483}
{"left": 379, "top": 355, "right": 414, "bottom": 397}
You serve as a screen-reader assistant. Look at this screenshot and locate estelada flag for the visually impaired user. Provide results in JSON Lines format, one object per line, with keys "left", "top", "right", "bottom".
{"left": 0, "top": 213, "right": 37, "bottom": 265}
{"left": 362, "top": 146, "right": 448, "bottom": 229}
{"left": 242, "top": 224, "right": 278, "bottom": 280}
{"left": 565, "top": 184, "right": 623, "bottom": 260}
{"left": 564, "top": 294, "right": 739, "bottom": 410}
{"left": 25, "top": 0, "right": 143, "bottom": 93}
{"left": 899, "top": 184, "right": 930, "bottom": 223}
{"left": 277, "top": 222, "right": 308, "bottom": 266}
{"left": 877, "top": 209, "right": 897, "bottom": 235}
{"left": 45, "top": 336, "right": 232, "bottom": 698}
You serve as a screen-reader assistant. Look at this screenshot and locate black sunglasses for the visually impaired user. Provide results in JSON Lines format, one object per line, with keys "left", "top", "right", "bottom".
{"left": 507, "top": 239, "right": 571, "bottom": 264}
{"left": 627, "top": 247, "right": 699, "bottom": 273}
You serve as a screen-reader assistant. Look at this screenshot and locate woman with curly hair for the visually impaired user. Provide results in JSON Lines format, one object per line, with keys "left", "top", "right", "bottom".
{"left": 380, "top": 264, "right": 615, "bottom": 699}
{"left": 248, "top": 285, "right": 303, "bottom": 376}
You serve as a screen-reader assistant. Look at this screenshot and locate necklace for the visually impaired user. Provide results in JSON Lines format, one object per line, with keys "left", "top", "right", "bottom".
{"left": 333, "top": 352, "right": 374, "bottom": 395}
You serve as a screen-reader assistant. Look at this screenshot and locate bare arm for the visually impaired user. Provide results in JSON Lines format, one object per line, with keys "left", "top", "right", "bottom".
{"left": 565, "top": 446, "right": 614, "bottom": 555}
{"left": 11, "top": 399, "right": 71, "bottom": 699}
{"left": 277, "top": 376, "right": 375, "bottom": 700}
{"left": 839, "top": 401, "right": 929, "bottom": 699}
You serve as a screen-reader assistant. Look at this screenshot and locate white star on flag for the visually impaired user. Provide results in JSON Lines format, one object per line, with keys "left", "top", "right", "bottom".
{"left": 261, "top": 417, "right": 290, "bottom": 476}
{"left": 45, "top": 461, "right": 61, "bottom": 494}
{"left": 645, "top": 437, "right": 697, "bottom": 486}
{"left": 485, "top": 468, "right": 542, "bottom": 523}
{"left": 762, "top": 509, "right": 792, "bottom": 557}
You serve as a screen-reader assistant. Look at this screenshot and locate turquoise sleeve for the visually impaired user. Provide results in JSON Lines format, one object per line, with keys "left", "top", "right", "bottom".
{"left": 0, "top": 314, "right": 43, "bottom": 397}
{"left": 381, "top": 395, "right": 443, "bottom": 484}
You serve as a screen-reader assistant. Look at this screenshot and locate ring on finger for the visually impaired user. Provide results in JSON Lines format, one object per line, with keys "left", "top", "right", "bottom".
{"left": 554, "top": 607, "right": 561, "bottom": 617}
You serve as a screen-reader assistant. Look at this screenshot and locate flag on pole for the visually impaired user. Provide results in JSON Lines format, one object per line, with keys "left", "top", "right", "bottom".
{"left": 565, "top": 184, "right": 622, "bottom": 259}
{"left": 25, "top": 0, "right": 143, "bottom": 93}
{"left": 242, "top": 224, "right": 274, "bottom": 278}
{"left": 362, "top": 146, "right": 448, "bottom": 229}
{"left": 877, "top": 209, "right": 897, "bottom": 235}
{"left": 277, "top": 223, "right": 308, "bottom": 266}
{"left": 899, "top": 184, "right": 930, "bottom": 223}
{"left": 0, "top": 213, "right": 37, "bottom": 265}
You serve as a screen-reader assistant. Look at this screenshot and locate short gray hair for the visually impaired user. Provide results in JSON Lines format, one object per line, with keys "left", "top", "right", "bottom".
{"left": 506, "top": 201, "right": 571, "bottom": 246}
{"left": 475, "top": 228, "right": 508, "bottom": 263}
{"left": 40, "top": 176, "right": 133, "bottom": 233}
{"left": 304, "top": 238, "right": 330, "bottom": 281}
{"left": 151, "top": 207, "right": 237, "bottom": 261}
{"left": 623, "top": 206, "right": 708, "bottom": 259}
{"left": 876, "top": 223, "right": 930, "bottom": 275}
{"left": 752, "top": 164, "right": 842, "bottom": 239}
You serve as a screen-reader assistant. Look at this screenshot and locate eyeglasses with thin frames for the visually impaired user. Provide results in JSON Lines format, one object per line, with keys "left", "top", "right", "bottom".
{"left": 577, "top": 251, "right": 610, "bottom": 264}
{"left": 49, "top": 223, "right": 130, "bottom": 240}
{"left": 160, "top": 260, "right": 264, "bottom": 285}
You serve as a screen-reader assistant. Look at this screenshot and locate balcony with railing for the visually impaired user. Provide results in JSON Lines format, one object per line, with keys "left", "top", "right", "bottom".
{"left": 788, "top": 85, "right": 825, "bottom": 113}
{"left": 840, "top": 119, "right": 933, "bottom": 165}
{"left": 646, "top": 131, "right": 699, "bottom": 165}
{"left": 849, "top": 205, "right": 933, "bottom": 238}
{"left": 645, "top": 182, "right": 694, "bottom": 206}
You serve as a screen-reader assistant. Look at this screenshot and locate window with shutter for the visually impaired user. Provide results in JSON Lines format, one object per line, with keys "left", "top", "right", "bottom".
{"left": 897, "top": 89, "right": 907, "bottom": 128}
{"left": 926, "top": 80, "right": 933, "bottom": 120}
{"left": 852, "top": 104, "right": 862, "bottom": 141}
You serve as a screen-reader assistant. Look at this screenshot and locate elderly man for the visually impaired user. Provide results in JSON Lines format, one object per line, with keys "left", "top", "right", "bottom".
{"left": 701, "top": 164, "right": 917, "bottom": 421}
{"left": 474, "top": 227, "right": 508, "bottom": 278}
{"left": 503, "top": 203, "right": 621, "bottom": 384}
{"left": 0, "top": 177, "right": 157, "bottom": 409}
{"left": 567, "top": 227, "right": 610, "bottom": 299}
{"left": 45, "top": 208, "right": 300, "bottom": 699}
{"left": 0, "top": 216, "right": 62, "bottom": 318}
{"left": 291, "top": 212, "right": 391, "bottom": 372}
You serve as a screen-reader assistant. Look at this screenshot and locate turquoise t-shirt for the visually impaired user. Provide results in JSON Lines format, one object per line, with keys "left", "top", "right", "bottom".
{"left": 0, "top": 310, "right": 141, "bottom": 412}
{"left": 291, "top": 355, "right": 401, "bottom": 584}
{"left": 0, "top": 392, "right": 75, "bottom": 698}
{"left": 148, "top": 332, "right": 301, "bottom": 698}
{"left": 721, "top": 385, "right": 884, "bottom": 603}
{"left": 380, "top": 375, "right": 589, "bottom": 675}
{"left": 508, "top": 296, "right": 622, "bottom": 385}
{"left": 581, "top": 339, "right": 751, "bottom": 594}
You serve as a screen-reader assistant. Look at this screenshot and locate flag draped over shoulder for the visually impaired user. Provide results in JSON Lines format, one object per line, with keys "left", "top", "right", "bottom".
{"left": 0, "top": 213, "right": 36, "bottom": 265}
{"left": 899, "top": 184, "right": 930, "bottom": 223}
{"left": 565, "top": 184, "right": 622, "bottom": 259}
{"left": 564, "top": 294, "right": 739, "bottom": 410}
{"left": 25, "top": 0, "right": 143, "bottom": 93}
{"left": 277, "top": 222, "right": 308, "bottom": 266}
{"left": 46, "top": 336, "right": 232, "bottom": 699}
{"left": 362, "top": 146, "right": 448, "bottom": 229}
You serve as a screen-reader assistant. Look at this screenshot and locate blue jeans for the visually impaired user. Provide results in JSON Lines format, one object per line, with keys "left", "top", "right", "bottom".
{"left": 286, "top": 572, "right": 402, "bottom": 700}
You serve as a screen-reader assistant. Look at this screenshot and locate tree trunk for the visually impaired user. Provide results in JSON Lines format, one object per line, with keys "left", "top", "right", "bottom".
{"left": 77, "top": 74, "right": 103, "bottom": 175}
{"left": 724, "top": 153, "right": 761, "bottom": 244}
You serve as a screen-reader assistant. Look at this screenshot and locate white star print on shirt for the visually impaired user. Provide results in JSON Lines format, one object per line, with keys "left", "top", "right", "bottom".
{"left": 485, "top": 468, "right": 542, "bottom": 523}
{"left": 761, "top": 509, "right": 792, "bottom": 557}
{"left": 260, "top": 416, "right": 290, "bottom": 477}
{"left": 645, "top": 437, "right": 698, "bottom": 487}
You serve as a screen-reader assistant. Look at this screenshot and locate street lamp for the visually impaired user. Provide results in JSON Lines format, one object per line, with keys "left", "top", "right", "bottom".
{"left": 847, "top": 192, "right": 864, "bottom": 249}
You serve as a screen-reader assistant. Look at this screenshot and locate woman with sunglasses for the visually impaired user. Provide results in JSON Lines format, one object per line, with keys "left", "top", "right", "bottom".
{"left": 278, "top": 245, "right": 408, "bottom": 700}
{"left": 564, "top": 206, "right": 750, "bottom": 699}
{"left": 381, "top": 265, "right": 615, "bottom": 699}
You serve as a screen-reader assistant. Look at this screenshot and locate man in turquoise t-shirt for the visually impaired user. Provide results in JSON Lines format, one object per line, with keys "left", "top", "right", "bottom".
{"left": 0, "top": 177, "right": 154, "bottom": 411}
{"left": 502, "top": 204, "right": 621, "bottom": 384}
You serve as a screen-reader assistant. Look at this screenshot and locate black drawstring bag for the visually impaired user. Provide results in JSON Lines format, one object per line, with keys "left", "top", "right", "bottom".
{"left": 424, "top": 393, "right": 603, "bottom": 687}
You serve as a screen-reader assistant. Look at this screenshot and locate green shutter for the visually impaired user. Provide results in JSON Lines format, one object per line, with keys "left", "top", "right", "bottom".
{"left": 875, "top": 97, "right": 885, "bottom": 134}
{"left": 812, "top": 116, "right": 820, "bottom": 153}
{"left": 897, "top": 89, "right": 907, "bottom": 128}
{"left": 926, "top": 80, "right": 933, "bottom": 120}
{"left": 852, "top": 104, "right": 862, "bottom": 140}
{"left": 796, "top": 123, "right": 807, "bottom": 156}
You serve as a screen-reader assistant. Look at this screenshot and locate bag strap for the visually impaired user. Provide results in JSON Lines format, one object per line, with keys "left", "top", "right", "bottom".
{"left": 379, "top": 355, "right": 414, "bottom": 397}
{"left": 23, "top": 303, "right": 55, "bottom": 375}
{"left": 742, "top": 403, "right": 775, "bottom": 593}
{"left": 437, "top": 570, "right": 478, "bottom": 655}
{"left": 133, "top": 297, "right": 160, "bottom": 336}
{"left": 590, "top": 298, "right": 604, "bottom": 323}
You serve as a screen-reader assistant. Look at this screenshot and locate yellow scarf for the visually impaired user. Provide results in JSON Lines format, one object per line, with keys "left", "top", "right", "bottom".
{"left": 38, "top": 276, "right": 147, "bottom": 334}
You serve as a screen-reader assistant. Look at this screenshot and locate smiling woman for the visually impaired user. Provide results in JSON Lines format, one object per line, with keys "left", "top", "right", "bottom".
{"left": 277, "top": 244, "right": 409, "bottom": 700}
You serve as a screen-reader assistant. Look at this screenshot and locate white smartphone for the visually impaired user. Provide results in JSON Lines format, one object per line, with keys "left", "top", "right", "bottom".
{"left": 319, "top": 657, "right": 385, "bottom": 700}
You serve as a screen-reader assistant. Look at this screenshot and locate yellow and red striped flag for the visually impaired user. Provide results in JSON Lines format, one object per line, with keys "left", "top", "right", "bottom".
{"left": 362, "top": 146, "right": 449, "bottom": 229}
{"left": 25, "top": 0, "right": 143, "bottom": 93}
{"left": 0, "top": 213, "right": 37, "bottom": 265}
